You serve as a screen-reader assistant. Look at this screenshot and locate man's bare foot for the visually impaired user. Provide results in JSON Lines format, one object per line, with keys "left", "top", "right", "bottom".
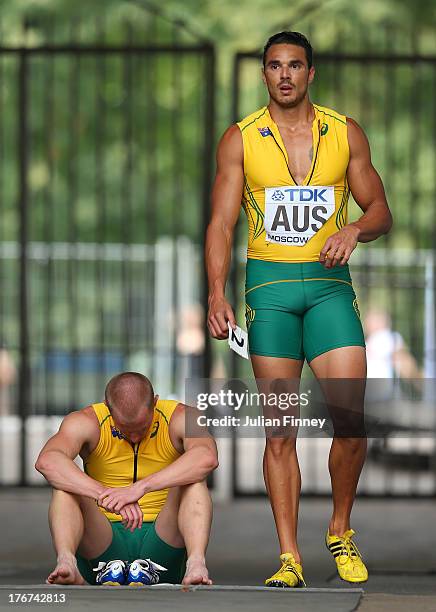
{"left": 46, "top": 554, "right": 85, "bottom": 585}
{"left": 182, "top": 556, "right": 212, "bottom": 585}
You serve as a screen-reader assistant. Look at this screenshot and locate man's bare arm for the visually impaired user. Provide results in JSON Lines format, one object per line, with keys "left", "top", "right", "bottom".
{"left": 346, "top": 117, "right": 393, "bottom": 241}
{"left": 319, "top": 118, "right": 392, "bottom": 268}
{"left": 37, "top": 409, "right": 145, "bottom": 531}
{"left": 98, "top": 405, "right": 218, "bottom": 513}
{"left": 205, "top": 125, "right": 244, "bottom": 339}
{"left": 35, "top": 411, "right": 105, "bottom": 499}
{"left": 144, "top": 405, "right": 218, "bottom": 491}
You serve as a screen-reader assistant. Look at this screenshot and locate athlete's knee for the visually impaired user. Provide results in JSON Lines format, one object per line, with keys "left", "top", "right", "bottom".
{"left": 333, "top": 436, "right": 367, "bottom": 453}
{"left": 331, "top": 409, "right": 366, "bottom": 438}
{"left": 180, "top": 480, "right": 210, "bottom": 498}
{"left": 265, "top": 436, "right": 297, "bottom": 459}
{"left": 51, "top": 488, "right": 82, "bottom": 505}
{"left": 51, "top": 490, "right": 97, "bottom": 517}
{"left": 76, "top": 494, "right": 97, "bottom": 510}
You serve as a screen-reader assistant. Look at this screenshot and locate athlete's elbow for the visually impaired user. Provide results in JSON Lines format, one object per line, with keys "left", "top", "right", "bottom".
{"left": 209, "top": 455, "right": 220, "bottom": 473}
{"left": 370, "top": 209, "right": 392, "bottom": 241}
{"left": 35, "top": 453, "right": 51, "bottom": 477}
{"left": 35, "top": 451, "right": 58, "bottom": 479}
{"left": 202, "top": 450, "right": 219, "bottom": 475}
{"left": 384, "top": 211, "right": 393, "bottom": 234}
{"left": 207, "top": 217, "right": 234, "bottom": 245}
{"left": 380, "top": 199, "right": 393, "bottom": 231}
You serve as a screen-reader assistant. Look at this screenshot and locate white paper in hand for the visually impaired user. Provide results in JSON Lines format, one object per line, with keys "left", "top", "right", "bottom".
{"left": 228, "top": 322, "right": 249, "bottom": 360}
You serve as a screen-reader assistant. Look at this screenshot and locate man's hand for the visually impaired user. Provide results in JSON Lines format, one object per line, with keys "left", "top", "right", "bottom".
{"left": 207, "top": 294, "right": 236, "bottom": 339}
{"left": 119, "top": 502, "right": 143, "bottom": 532}
{"left": 98, "top": 483, "right": 145, "bottom": 514}
{"left": 319, "top": 224, "right": 361, "bottom": 268}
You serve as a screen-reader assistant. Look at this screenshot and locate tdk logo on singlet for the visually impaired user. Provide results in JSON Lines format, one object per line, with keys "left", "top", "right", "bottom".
{"left": 271, "top": 190, "right": 285, "bottom": 201}
{"left": 264, "top": 185, "right": 335, "bottom": 246}
{"left": 271, "top": 188, "right": 329, "bottom": 203}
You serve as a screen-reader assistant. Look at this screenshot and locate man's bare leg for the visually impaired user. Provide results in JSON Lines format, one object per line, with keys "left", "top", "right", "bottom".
{"left": 251, "top": 355, "right": 304, "bottom": 562}
{"left": 179, "top": 481, "right": 213, "bottom": 584}
{"left": 155, "top": 481, "right": 213, "bottom": 585}
{"left": 310, "top": 346, "right": 367, "bottom": 536}
{"left": 47, "top": 489, "right": 113, "bottom": 585}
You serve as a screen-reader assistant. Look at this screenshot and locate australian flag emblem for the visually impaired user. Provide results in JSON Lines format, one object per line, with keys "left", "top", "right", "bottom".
{"left": 258, "top": 126, "right": 272, "bottom": 137}
{"left": 111, "top": 426, "right": 125, "bottom": 440}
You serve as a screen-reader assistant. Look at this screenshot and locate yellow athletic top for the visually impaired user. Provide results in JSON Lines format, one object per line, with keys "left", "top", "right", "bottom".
{"left": 84, "top": 400, "right": 181, "bottom": 522}
{"left": 237, "top": 104, "right": 350, "bottom": 262}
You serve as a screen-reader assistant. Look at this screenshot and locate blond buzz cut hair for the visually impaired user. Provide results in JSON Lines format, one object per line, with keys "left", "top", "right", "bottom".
{"left": 105, "top": 372, "right": 155, "bottom": 423}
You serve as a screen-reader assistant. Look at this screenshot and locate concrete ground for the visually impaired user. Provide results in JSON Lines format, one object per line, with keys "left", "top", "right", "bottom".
{"left": 0, "top": 489, "right": 435, "bottom": 611}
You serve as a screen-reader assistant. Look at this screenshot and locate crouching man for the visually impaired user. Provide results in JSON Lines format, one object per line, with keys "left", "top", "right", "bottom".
{"left": 35, "top": 371, "right": 218, "bottom": 586}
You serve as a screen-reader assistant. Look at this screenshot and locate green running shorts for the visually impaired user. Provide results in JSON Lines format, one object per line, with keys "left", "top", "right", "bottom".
{"left": 76, "top": 520, "right": 186, "bottom": 584}
{"left": 245, "top": 259, "right": 365, "bottom": 363}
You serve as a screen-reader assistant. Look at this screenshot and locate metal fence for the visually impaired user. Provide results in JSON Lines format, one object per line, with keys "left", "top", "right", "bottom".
{"left": 1, "top": 5, "right": 435, "bottom": 497}
{"left": 229, "top": 18, "right": 436, "bottom": 496}
{"left": 0, "top": 3, "right": 215, "bottom": 484}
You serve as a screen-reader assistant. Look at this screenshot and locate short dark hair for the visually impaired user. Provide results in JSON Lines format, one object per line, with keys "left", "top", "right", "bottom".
{"left": 263, "top": 31, "right": 313, "bottom": 68}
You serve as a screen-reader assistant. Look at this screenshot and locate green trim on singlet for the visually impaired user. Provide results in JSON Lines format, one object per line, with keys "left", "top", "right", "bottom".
{"left": 240, "top": 107, "right": 268, "bottom": 132}
{"left": 336, "top": 180, "right": 349, "bottom": 230}
{"left": 242, "top": 194, "right": 262, "bottom": 242}
{"left": 313, "top": 105, "right": 347, "bottom": 126}
{"left": 156, "top": 407, "right": 169, "bottom": 425}
{"left": 243, "top": 176, "right": 265, "bottom": 240}
{"left": 242, "top": 195, "right": 257, "bottom": 243}
{"left": 99, "top": 413, "right": 111, "bottom": 427}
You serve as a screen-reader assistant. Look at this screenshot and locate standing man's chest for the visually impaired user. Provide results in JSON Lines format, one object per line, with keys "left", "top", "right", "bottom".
{"left": 244, "top": 124, "right": 348, "bottom": 189}
{"left": 279, "top": 125, "right": 314, "bottom": 186}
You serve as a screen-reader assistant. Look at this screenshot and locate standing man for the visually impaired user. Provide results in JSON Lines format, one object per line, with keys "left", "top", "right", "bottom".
{"left": 35, "top": 371, "right": 218, "bottom": 586}
{"left": 206, "top": 31, "right": 392, "bottom": 587}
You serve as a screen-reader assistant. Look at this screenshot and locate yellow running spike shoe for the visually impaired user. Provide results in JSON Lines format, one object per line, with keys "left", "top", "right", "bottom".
{"left": 326, "top": 529, "right": 368, "bottom": 583}
{"left": 265, "top": 553, "right": 306, "bottom": 588}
